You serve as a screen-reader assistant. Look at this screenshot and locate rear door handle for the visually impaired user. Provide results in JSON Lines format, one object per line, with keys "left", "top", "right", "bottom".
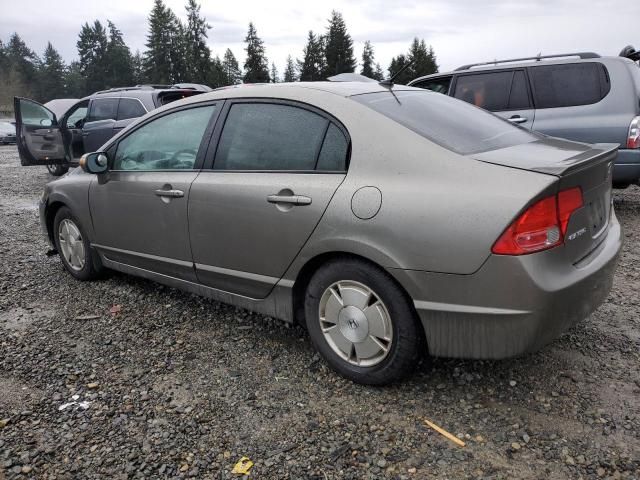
{"left": 154, "top": 189, "right": 184, "bottom": 198}
{"left": 508, "top": 115, "right": 527, "bottom": 124}
{"left": 267, "top": 194, "right": 312, "bottom": 205}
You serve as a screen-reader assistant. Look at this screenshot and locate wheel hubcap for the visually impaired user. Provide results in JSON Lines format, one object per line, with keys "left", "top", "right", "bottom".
{"left": 319, "top": 280, "right": 393, "bottom": 367}
{"left": 58, "top": 219, "right": 85, "bottom": 271}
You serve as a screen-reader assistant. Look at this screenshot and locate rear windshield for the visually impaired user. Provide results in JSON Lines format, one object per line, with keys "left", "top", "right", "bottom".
{"left": 157, "top": 90, "right": 202, "bottom": 106}
{"left": 352, "top": 90, "right": 539, "bottom": 155}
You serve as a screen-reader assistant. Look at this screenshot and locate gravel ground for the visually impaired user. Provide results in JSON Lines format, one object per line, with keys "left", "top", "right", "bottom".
{"left": 0, "top": 144, "right": 639, "bottom": 479}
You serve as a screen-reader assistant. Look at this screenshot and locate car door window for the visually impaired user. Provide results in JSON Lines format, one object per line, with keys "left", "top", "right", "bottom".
{"left": 87, "top": 98, "right": 118, "bottom": 123}
{"left": 117, "top": 98, "right": 147, "bottom": 121}
{"left": 529, "top": 62, "right": 610, "bottom": 108}
{"left": 66, "top": 105, "right": 88, "bottom": 128}
{"left": 413, "top": 76, "right": 452, "bottom": 94}
{"left": 113, "top": 105, "right": 215, "bottom": 171}
{"left": 316, "top": 123, "right": 349, "bottom": 171}
{"left": 454, "top": 72, "right": 513, "bottom": 111}
{"left": 21, "top": 100, "right": 56, "bottom": 126}
{"left": 214, "top": 103, "right": 329, "bottom": 171}
{"left": 508, "top": 71, "right": 531, "bottom": 109}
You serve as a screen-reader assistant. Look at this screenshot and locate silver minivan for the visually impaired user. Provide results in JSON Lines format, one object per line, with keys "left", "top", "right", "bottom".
{"left": 410, "top": 52, "right": 640, "bottom": 188}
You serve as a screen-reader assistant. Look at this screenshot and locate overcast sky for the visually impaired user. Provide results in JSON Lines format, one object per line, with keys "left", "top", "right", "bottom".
{"left": 1, "top": 0, "right": 638, "bottom": 77}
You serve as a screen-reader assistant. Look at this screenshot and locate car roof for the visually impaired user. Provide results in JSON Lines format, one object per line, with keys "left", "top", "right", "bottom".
{"left": 409, "top": 54, "right": 636, "bottom": 84}
{"left": 192, "top": 81, "right": 418, "bottom": 102}
{"left": 44, "top": 98, "right": 82, "bottom": 118}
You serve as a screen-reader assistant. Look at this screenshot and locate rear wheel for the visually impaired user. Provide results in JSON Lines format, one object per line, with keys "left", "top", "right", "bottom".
{"left": 47, "top": 163, "right": 69, "bottom": 176}
{"left": 53, "top": 207, "right": 101, "bottom": 281}
{"left": 304, "top": 258, "right": 422, "bottom": 385}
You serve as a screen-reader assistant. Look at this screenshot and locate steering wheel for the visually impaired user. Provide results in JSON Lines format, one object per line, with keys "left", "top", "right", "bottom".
{"left": 170, "top": 148, "right": 197, "bottom": 168}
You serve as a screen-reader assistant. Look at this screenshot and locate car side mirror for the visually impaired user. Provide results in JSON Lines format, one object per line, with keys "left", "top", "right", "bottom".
{"left": 40, "top": 118, "right": 53, "bottom": 127}
{"left": 79, "top": 152, "right": 109, "bottom": 174}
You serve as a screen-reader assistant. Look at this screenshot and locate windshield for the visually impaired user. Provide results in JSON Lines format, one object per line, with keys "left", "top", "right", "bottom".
{"left": 352, "top": 90, "right": 539, "bottom": 155}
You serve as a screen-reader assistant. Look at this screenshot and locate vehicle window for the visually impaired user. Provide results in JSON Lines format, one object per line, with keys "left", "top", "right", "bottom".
{"left": 20, "top": 100, "right": 55, "bottom": 126}
{"left": 214, "top": 103, "right": 328, "bottom": 171}
{"left": 353, "top": 90, "right": 539, "bottom": 155}
{"left": 413, "top": 76, "right": 452, "bottom": 94}
{"left": 454, "top": 72, "right": 513, "bottom": 111}
{"left": 66, "top": 106, "right": 88, "bottom": 128}
{"left": 316, "top": 124, "right": 348, "bottom": 171}
{"left": 113, "top": 105, "right": 215, "bottom": 171}
{"left": 529, "top": 62, "right": 610, "bottom": 108}
{"left": 117, "top": 98, "right": 147, "bottom": 121}
{"left": 87, "top": 98, "right": 118, "bottom": 123}
{"left": 508, "top": 71, "right": 531, "bottom": 109}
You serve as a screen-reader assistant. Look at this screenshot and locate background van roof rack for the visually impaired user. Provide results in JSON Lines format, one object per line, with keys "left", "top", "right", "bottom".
{"left": 455, "top": 52, "right": 600, "bottom": 71}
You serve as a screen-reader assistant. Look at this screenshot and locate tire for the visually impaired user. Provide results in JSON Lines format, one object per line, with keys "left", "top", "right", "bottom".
{"left": 53, "top": 206, "right": 102, "bottom": 281}
{"left": 47, "top": 163, "right": 69, "bottom": 176}
{"left": 304, "top": 258, "right": 422, "bottom": 385}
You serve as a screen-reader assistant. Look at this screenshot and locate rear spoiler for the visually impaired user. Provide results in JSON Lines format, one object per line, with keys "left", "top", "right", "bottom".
{"left": 530, "top": 143, "right": 618, "bottom": 176}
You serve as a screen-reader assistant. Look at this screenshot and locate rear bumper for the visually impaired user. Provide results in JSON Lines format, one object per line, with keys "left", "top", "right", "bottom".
{"left": 389, "top": 213, "right": 622, "bottom": 359}
{"left": 613, "top": 149, "right": 640, "bottom": 185}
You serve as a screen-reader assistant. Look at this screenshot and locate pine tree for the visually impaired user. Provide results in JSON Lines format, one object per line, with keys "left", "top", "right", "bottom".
{"left": 38, "top": 42, "right": 66, "bottom": 101}
{"left": 64, "top": 61, "right": 86, "bottom": 98}
{"left": 283, "top": 55, "right": 297, "bottom": 82}
{"left": 408, "top": 38, "right": 438, "bottom": 77}
{"left": 144, "top": 0, "right": 185, "bottom": 84}
{"left": 221, "top": 48, "right": 241, "bottom": 85}
{"left": 131, "top": 50, "right": 145, "bottom": 84}
{"left": 323, "top": 11, "right": 356, "bottom": 77}
{"left": 105, "top": 21, "right": 134, "bottom": 88}
{"left": 373, "top": 63, "right": 384, "bottom": 81}
{"left": 270, "top": 62, "right": 278, "bottom": 83}
{"left": 298, "top": 31, "right": 324, "bottom": 81}
{"left": 6, "top": 33, "right": 39, "bottom": 97}
{"left": 207, "top": 56, "right": 225, "bottom": 88}
{"left": 77, "top": 20, "right": 109, "bottom": 93}
{"left": 184, "top": 0, "right": 211, "bottom": 84}
{"left": 361, "top": 40, "right": 375, "bottom": 78}
{"left": 387, "top": 38, "right": 438, "bottom": 85}
{"left": 388, "top": 54, "right": 412, "bottom": 84}
{"left": 243, "top": 23, "right": 269, "bottom": 83}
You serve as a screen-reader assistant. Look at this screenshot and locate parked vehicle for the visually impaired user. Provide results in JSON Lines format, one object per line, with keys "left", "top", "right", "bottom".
{"left": 14, "top": 84, "right": 208, "bottom": 176}
{"left": 409, "top": 52, "right": 640, "bottom": 188}
{"left": 27, "top": 82, "right": 621, "bottom": 384}
{"left": 0, "top": 120, "right": 16, "bottom": 145}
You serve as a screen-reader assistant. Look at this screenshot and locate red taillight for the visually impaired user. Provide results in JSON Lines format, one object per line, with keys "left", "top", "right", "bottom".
{"left": 627, "top": 116, "right": 640, "bottom": 149}
{"left": 492, "top": 187, "right": 583, "bottom": 255}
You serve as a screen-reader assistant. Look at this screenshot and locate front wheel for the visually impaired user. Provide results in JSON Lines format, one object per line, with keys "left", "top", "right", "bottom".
{"left": 47, "top": 163, "right": 69, "bottom": 176}
{"left": 53, "top": 207, "right": 101, "bottom": 281}
{"left": 304, "top": 258, "right": 423, "bottom": 385}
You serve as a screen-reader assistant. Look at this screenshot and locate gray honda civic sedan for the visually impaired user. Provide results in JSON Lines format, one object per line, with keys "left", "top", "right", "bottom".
{"left": 25, "top": 82, "right": 621, "bottom": 384}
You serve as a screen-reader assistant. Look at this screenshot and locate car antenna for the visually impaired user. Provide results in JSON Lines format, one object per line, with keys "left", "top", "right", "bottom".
{"left": 379, "top": 59, "right": 416, "bottom": 87}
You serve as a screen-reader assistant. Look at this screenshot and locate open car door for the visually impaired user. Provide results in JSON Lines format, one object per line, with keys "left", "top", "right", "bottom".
{"left": 14, "top": 97, "right": 66, "bottom": 166}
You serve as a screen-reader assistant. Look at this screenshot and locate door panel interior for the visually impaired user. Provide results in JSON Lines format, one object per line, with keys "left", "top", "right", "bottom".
{"left": 13, "top": 97, "right": 66, "bottom": 166}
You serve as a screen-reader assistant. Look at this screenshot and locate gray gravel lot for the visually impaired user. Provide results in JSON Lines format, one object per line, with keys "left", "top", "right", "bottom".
{"left": 0, "top": 144, "right": 639, "bottom": 479}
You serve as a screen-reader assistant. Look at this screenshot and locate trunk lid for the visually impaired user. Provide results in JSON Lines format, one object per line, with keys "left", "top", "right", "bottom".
{"left": 473, "top": 137, "right": 617, "bottom": 263}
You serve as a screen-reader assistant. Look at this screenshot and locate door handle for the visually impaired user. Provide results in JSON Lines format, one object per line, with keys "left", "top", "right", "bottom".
{"left": 267, "top": 194, "right": 312, "bottom": 206}
{"left": 508, "top": 115, "right": 527, "bottom": 124}
{"left": 154, "top": 189, "right": 184, "bottom": 198}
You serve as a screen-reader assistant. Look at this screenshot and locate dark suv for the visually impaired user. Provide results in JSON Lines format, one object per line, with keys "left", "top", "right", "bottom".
{"left": 409, "top": 52, "right": 640, "bottom": 188}
{"left": 14, "top": 84, "right": 210, "bottom": 176}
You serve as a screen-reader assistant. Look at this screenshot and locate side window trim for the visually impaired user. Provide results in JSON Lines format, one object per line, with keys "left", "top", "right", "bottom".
{"left": 203, "top": 97, "right": 351, "bottom": 173}
{"left": 108, "top": 100, "right": 223, "bottom": 172}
